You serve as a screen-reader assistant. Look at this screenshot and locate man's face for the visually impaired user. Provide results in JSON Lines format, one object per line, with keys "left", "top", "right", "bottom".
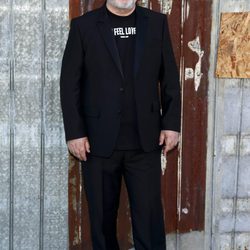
{"left": 107, "top": 0, "right": 137, "bottom": 10}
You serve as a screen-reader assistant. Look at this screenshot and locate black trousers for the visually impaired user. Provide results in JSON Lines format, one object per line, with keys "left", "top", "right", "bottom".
{"left": 81, "top": 147, "right": 166, "bottom": 250}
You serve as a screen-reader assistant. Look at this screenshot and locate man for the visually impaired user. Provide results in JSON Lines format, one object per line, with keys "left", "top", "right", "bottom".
{"left": 60, "top": 0, "right": 181, "bottom": 248}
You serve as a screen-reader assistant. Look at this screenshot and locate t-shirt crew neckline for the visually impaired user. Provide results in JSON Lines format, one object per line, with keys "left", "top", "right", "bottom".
{"left": 105, "top": 5, "right": 136, "bottom": 18}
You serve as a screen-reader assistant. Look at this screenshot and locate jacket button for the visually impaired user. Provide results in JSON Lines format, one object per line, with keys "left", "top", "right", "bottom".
{"left": 120, "top": 87, "right": 124, "bottom": 92}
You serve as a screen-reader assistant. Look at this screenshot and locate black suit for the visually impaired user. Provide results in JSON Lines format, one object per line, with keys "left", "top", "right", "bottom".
{"left": 60, "top": 2, "right": 181, "bottom": 158}
{"left": 60, "top": 2, "right": 181, "bottom": 249}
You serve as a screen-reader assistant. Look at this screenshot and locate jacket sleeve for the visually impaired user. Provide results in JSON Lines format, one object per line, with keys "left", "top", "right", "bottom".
{"left": 159, "top": 15, "right": 181, "bottom": 132}
{"left": 60, "top": 18, "right": 87, "bottom": 142}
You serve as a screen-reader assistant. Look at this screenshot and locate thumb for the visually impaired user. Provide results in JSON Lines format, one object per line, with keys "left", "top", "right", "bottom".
{"left": 159, "top": 132, "right": 165, "bottom": 145}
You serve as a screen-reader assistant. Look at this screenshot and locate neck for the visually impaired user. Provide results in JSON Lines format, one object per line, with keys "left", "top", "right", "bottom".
{"left": 106, "top": 1, "right": 136, "bottom": 16}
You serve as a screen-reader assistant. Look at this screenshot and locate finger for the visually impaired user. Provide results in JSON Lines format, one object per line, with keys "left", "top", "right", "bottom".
{"left": 159, "top": 133, "right": 165, "bottom": 145}
{"left": 78, "top": 145, "right": 87, "bottom": 161}
{"left": 166, "top": 140, "right": 177, "bottom": 153}
{"left": 68, "top": 144, "right": 76, "bottom": 156}
{"left": 163, "top": 146, "right": 168, "bottom": 158}
{"left": 164, "top": 138, "right": 173, "bottom": 153}
{"left": 81, "top": 150, "right": 87, "bottom": 161}
{"left": 68, "top": 143, "right": 81, "bottom": 160}
{"left": 72, "top": 146, "right": 81, "bottom": 159}
{"left": 70, "top": 147, "right": 80, "bottom": 159}
{"left": 85, "top": 140, "right": 91, "bottom": 153}
{"left": 170, "top": 137, "right": 179, "bottom": 148}
{"left": 173, "top": 140, "right": 179, "bottom": 148}
{"left": 76, "top": 152, "right": 82, "bottom": 160}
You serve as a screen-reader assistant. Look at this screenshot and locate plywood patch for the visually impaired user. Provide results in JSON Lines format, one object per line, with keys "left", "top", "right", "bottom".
{"left": 216, "top": 12, "right": 250, "bottom": 78}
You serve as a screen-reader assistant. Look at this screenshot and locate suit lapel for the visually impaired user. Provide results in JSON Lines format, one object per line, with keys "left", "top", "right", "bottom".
{"left": 134, "top": 5, "right": 149, "bottom": 79}
{"left": 96, "top": 3, "right": 149, "bottom": 81}
{"left": 96, "top": 4, "right": 125, "bottom": 80}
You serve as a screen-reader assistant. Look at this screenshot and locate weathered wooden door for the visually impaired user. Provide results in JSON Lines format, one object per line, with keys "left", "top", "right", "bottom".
{"left": 68, "top": 0, "right": 212, "bottom": 249}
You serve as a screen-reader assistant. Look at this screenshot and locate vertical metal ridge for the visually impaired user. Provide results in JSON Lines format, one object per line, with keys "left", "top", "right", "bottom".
{"left": 39, "top": 0, "right": 46, "bottom": 249}
{"left": 9, "top": 0, "right": 15, "bottom": 248}
{"left": 205, "top": 1, "right": 222, "bottom": 245}
{"left": 210, "top": 1, "right": 223, "bottom": 249}
{"left": 231, "top": 79, "right": 244, "bottom": 250}
{"left": 176, "top": 0, "right": 186, "bottom": 248}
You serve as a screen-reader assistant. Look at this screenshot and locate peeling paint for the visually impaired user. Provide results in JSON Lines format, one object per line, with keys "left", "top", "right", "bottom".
{"left": 182, "top": 207, "right": 189, "bottom": 214}
{"left": 185, "top": 67, "right": 194, "bottom": 80}
{"left": 188, "top": 36, "right": 204, "bottom": 91}
{"left": 149, "top": 0, "right": 152, "bottom": 9}
{"left": 138, "top": 0, "right": 148, "bottom": 8}
{"left": 158, "top": 0, "right": 173, "bottom": 15}
{"left": 161, "top": 153, "right": 167, "bottom": 175}
{"left": 186, "top": 1, "right": 190, "bottom": 19}
{"left": 73, "top": 226, "right": 80, "bottom": 245}
{"left": 160, "top": 107, "right": 167, "bottom": 175}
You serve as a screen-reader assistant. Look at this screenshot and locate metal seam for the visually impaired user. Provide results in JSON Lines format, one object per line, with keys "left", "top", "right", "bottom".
{"left": 39, "top": 0, "right": 46, "bottom": 249}
{"left": 210, "top": 0, "right": 223, "bottom": 249}
{"left": 9, "top": 0, "right": 15, "bottom": 248}
{"left": 231, "top": 79, "right": 244, "bottom": 250}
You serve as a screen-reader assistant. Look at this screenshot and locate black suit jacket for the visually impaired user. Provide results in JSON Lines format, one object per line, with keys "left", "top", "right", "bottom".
{"left": 60, "top": 2, "right": 181, "bottom": 157}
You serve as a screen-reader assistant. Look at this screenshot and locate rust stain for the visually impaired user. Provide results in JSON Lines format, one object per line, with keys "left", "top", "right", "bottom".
{"left": 178, "top": 0, "right": 211, "bottom": 233}
{"left": 161, "top": 152, "right": 167, "bottom": 175}
{"left": 161, "top": 0, "right": 182, "bottom": 234}
{"left": 69, "top": 0, "right": 81, "bottom": 19}
{"left": 68, "top": 150, "right": 83, "bottom": 249}
{"left": 158, "top": 0, "right": 173, "bottom": 15}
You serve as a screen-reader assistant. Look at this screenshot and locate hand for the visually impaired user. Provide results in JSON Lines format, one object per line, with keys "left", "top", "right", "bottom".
{"left": 67, "top": 137, "right": 90, "bottom": 161}
{"left": 159, "top": 130, "right": 180, "bottom": 157}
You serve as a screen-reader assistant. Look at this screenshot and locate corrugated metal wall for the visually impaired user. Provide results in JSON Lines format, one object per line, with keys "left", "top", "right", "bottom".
{"left": 207, "top": 0, "right": 250, "bottom": 249}
{"left": 0, "top": 0, "right": 69, "bottom": 249}
{"left": 1, "top": 0, "right": 250, "bottom": 249}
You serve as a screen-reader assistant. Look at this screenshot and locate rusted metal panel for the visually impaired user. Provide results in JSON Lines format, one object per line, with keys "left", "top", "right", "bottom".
{"left": 178, "top": 0, "right": 211, "bottom": 233}
{"left": 68, "top": 154, "right": 84, "bottom": 250}
{"left": 161, "top": 0, "right": 182, "bottom": 234}
{"left": 69, "top": 0, "right": 82, "bottom": 19}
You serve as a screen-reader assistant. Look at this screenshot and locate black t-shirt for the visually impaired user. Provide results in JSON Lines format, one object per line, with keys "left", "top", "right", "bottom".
{"left": 106, "top": 6, "right": 141, "bottom": 150}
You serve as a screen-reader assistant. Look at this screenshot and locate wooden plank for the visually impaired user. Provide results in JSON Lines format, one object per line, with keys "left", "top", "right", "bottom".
{"left": 216, "top": 12, "right": 250, "bottom": 78}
